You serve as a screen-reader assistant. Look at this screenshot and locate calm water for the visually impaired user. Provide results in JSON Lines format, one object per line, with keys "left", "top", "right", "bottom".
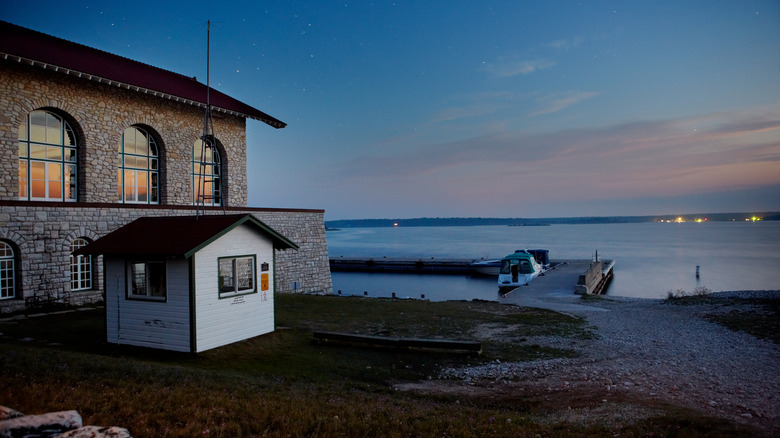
{"left": 327, "top": 221, "right": 780, "bottom": 300}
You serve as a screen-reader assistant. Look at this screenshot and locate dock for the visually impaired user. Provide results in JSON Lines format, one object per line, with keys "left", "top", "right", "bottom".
{"left": 329, "top": 257, "right": 615, "bottom": 295}
{"left": 499, "top": 261, "right": 613, "bottom": 313}
{"left": 505, "top": 259, "right": 613, "bottom": 295}
{"left": 574, "top": 259, "right": 615, "bottom": 295}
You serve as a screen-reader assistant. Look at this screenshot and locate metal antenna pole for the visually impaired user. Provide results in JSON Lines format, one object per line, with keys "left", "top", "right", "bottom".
{"left": 196, "top": 20, "right": 224, "bottom": 217}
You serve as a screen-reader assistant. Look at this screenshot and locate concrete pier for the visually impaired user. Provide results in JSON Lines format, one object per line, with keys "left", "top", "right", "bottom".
{"left": 574, "top": 260, "right": 615, "bottom": 295}
{"left": 329, "top": 257, "right": 614, "bottom": 296}
{"left": 499, "top": 260, "right": 613, "bottom": 313}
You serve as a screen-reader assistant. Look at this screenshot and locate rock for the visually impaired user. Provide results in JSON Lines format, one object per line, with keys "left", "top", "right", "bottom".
{"left": 0, "top": 407, "right": 23, "bottom": 421}
{"left": 0, "top": 410, "right": 81, "bottom": 438}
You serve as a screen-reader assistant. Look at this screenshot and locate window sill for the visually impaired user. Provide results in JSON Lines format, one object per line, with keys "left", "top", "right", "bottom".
{"left": 218, "top": 290, "right": 257, "bottom": 300}
{"left": 126, "top": 295, "right": 167, "bottom": 302}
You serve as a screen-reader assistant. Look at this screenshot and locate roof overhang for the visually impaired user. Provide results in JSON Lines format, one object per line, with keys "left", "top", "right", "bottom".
{"left": 1, "top": 51, "right": 286, "bottom": 129}
{"left": 75, "top": 214, "right": 299, "bottom": 258}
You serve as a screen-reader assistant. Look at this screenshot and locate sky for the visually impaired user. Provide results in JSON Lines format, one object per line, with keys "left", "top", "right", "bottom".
{"left": 3, "top": 0, "right": 780, "bottom": 220}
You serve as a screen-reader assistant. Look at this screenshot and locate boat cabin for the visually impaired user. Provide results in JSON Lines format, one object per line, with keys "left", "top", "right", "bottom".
{"left": 498, "top": 250, "right": 542, "bottom": 289}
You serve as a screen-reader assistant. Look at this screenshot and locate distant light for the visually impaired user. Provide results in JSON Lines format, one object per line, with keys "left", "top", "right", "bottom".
{"left": 394, "top": 222, "right": 399, "bottom": 227}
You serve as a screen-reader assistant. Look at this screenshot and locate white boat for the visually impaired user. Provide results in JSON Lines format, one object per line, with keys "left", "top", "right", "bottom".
{"left": 472, "top": 249, "right": 549, "bottom": 277}
{"left": 497, "top": 250, "right": 543, "bottom": 290}
{"left": 469, "top": 259, "right": 502, "bottom": 276}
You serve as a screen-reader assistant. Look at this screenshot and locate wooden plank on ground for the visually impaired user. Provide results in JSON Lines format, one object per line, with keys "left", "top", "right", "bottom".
{"left": 313, "top": 331, "right": 481, "bottom": 354}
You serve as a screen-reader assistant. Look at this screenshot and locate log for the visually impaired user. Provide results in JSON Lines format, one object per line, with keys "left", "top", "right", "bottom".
{"left": 313, "top": 331, "right": 482, "bottom": 354}
{"left": 0, "top": 410, "right": 81, "bottom": 438}
{"left": 57, "top": 426, "right": 132, "bottom": 438}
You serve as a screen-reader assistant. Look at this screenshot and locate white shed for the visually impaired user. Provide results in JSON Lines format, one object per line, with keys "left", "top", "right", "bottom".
{"left": 77, "top": 214, "right": 298, "bottom": 353}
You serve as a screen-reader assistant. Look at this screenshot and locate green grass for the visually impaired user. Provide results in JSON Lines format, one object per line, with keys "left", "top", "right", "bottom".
{"left": 0, "top": 294, "right": 768, "bottom": 437}
{"left": 703, "top": 299, "right": 780, "bottom": 344}
{"left": 665, "top": 294, "right": 780, "bottom": 344}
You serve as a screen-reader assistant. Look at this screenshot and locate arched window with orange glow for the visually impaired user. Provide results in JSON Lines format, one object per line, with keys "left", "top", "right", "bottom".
{"left": 18, "top": 110, "right": 77, "bottom": 201}
{"left": 118, "top": 126, "right": 159, "bottom": 204}
{"left": 192, "top": 137, "right": 221, "bottom": 206}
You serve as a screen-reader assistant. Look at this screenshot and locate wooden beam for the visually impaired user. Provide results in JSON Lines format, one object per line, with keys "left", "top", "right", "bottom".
{"left": 313, "top": 331, "right": 482, "bottom": 354}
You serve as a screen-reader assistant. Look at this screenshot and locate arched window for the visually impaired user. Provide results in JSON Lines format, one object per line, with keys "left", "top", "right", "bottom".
{"left": 192, "top": 138, "right": 221, "bottom": 206}
{"left": 70, "top": 238, "right": 92, "bottom": 291}
{"left": 18, "top": 110, "right": 77, "bottom": 201}
{"left": 0, "top": 241, "right": 15, "bottom": 300}
{"left": 118, "top": 126, "right": 159, "bottom": 204}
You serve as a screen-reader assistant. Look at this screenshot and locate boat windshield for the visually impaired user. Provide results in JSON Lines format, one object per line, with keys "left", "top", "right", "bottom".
{"left": 500, "top": 258, "right": 535, "bottom": 274}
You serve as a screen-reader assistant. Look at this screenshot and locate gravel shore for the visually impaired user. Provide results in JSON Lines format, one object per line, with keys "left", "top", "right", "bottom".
{"left": 437, "top": 291, "right": 780, "bottom": 434}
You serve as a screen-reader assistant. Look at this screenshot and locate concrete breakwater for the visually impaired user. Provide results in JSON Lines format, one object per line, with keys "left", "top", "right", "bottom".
{"left": 330, "top": 257, "right": 480, "bottom": 274}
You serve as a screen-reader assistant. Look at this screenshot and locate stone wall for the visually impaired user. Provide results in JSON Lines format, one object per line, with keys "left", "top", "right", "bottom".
{"left": 0, "top": 61, "right": 248, "bottom": 206}
{"left": 0, "top": 202, "right": 333, "bottom": 314}
{"left": 0, "top": 57, "right": 332, "bottom": 314}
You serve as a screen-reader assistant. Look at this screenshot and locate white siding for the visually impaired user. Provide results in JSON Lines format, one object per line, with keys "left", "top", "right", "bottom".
{"left": 104, "top": 256, "right": 191, "bottom": 352}
{"left": 193, "top": 225, "right": 275, "bottom": 352}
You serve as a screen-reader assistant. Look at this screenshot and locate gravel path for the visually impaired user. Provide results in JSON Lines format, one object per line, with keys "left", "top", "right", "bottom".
{"left": 437, "top": 291, "right": 780, "bottom": 434}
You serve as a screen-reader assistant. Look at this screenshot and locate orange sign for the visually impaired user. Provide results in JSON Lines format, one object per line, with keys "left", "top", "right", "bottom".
{"left": 261, "top": 273, "right": 269, "bottom": 291}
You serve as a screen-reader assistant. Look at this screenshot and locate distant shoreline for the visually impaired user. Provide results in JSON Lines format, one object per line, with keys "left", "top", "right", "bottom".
{"left": 326, "top": 212, "right": 779, "bottom": 228}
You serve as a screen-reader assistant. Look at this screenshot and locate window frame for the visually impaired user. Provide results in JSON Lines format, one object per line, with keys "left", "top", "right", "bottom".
{"left": 192, "top": 137, "right": 222, "bottom": 206}
{"left": 218, "top": 255, "right": 257, "bottom": 299}
{"left": 0, "top": 241, "right": 15, "bottom": 300}
{"left": 127, "top": 260, "right": 167, "bottom": 302}
{"left": 18, "top": 110, "right": 77, "bottom": 202}
{"left": 118, "top": 126, "right": 159, "bottom": 204}
{"left": 70, "top": 238, "right": 92, "bottom": 291}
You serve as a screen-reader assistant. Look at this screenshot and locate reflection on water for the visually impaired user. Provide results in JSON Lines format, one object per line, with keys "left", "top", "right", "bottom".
{"left": 328, "top": 222, "right": 780, "bottom": 299}
{"left": 331, "top": 272, "right": 501, "bottom": 302}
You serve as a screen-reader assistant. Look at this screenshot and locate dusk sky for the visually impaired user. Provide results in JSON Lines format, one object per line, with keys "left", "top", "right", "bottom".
{"left": 4, "top": 1, "right": 779, "bottom": 220}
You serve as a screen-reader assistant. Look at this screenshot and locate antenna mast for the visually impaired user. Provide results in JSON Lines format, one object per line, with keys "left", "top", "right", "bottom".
{"left": 196, "top": 20, "right": 224, "bottom": 216}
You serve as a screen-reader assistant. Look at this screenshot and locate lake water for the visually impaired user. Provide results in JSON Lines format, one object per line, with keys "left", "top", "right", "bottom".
{"left": 326, "top": 221, "right": 780, "bottom": 300}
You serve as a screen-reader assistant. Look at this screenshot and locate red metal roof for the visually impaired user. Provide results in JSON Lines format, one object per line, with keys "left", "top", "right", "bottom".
{"left": 0, "top": 20, "right": 285, "bottom": 129}
{"left": 75, "top": 214, "right": 298, "bottom": 258}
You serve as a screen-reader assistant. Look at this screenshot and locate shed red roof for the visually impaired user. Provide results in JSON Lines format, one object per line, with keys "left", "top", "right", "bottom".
{"left": 0, "top": 20, "right": 285, "bottom": 128}
{"left": 76, "top": 214, "right": 298, "bottom": 258}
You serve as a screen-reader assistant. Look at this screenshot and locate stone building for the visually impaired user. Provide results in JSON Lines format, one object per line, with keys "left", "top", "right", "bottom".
{"left": 0, "top": 21, "right": 332, "bottom": 313}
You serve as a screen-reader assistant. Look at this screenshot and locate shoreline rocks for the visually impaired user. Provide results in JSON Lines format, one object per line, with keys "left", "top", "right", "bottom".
{"left": 0, "top": 407, "right": 130, "bottom": 438}
{"left": 441, "top": 290, "right": 780, "bottom": 434}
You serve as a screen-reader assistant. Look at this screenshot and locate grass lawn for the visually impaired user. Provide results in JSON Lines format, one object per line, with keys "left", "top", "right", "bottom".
{"left": 0, "top": 294, "right": 766, "bottom": 437}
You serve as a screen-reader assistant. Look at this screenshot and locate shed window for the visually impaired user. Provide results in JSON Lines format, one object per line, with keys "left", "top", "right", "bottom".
{"left": 128, "top": 261, "right": 166, "bottom": 301}
{"left": 218, "top": 256, "right": 256, "bottom": 297}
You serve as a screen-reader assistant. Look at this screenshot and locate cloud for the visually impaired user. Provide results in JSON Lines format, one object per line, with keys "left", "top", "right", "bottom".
{"left": 429, "top": 91, "right": 520, "bottom": 123}
{"left": 330, "top": 106, "right": 780, "bottom": 207}
{"left": 532, "top": 91, "right": 601, "bottom": 115}
{"left": 482, "top": 57, "right": 555, "bottom": 78}
{"left": 544, "top": 36, "right": 584, "bottom": 50}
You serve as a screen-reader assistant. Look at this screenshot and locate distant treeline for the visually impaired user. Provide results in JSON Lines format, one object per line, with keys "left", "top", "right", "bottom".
{"left": 326, "top": 212, "right": 780, "bottom": 228}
